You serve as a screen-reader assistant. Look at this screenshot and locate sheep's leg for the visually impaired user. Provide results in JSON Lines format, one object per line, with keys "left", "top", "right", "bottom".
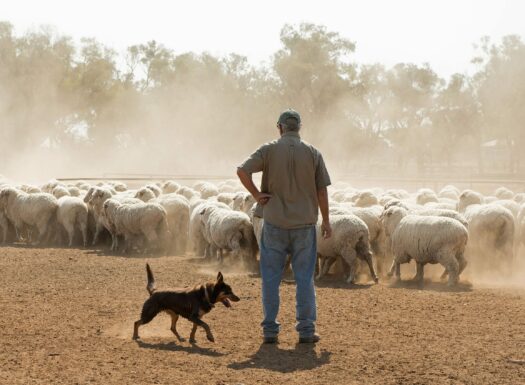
{"left": 36, "top": 220, "right": 49, "bottom": 245}
{"left": 218, "top": 248, "right": 224, "bottom": 264}
{"left": 363, "top": 253, "right": 379, "bottom": 283}
{"left": 414, "top": 262, "right": 425, "bottom": 287}
{"left": 440, "top": 269, "right": 449, "bottom": 281}
{"left": 341, "top": 249, "right": 358, "bottom": 283}
{"left": 443, "top": 256, "right": 459, "bottom": 287}
{"left": 64, "top": 222, "right": 75, "bottom": 247}
{"left": 457, "top": 252, "right": 468, "bottom": 275}
{"left": 1, "top": 225, "right": 6, "bottom": 244}
{"left": 92, "top": 222, "right": 103, "bottom": 246}
{"left": 80, "top": 222, "right": 88, "bottom": 248}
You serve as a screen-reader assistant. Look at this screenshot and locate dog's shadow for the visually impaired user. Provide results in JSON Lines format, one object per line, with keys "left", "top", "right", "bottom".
{"left": 136, "top": 340, "right": 225, "bottom": 357}
{"left": 228, "top": 343, "right": 331, "bottom": 373}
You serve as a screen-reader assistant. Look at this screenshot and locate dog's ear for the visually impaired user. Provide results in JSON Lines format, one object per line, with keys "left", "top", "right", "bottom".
{"left": 216, "top": 272, "right": 224, "bottom": 284}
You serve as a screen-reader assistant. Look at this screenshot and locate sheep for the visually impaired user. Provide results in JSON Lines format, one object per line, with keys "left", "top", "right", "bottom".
{"left": 462, "top": 204, "right": 515, "bottom": 272}
{"left": 67, "top": 186, "right": 81, "bottom": 197}
{"left": 52, "top": 185, "right": 71, "bottom": 199}
{"left": 354, "top": 190, "right": 379, "bottom": 208}
{"left": 457, "top": 190, "right": 484, "bottom": 213}
{"left": 86, "top": 187, "right": 141, "bottom": 246}
{"left": 199, "top": 205, "right": 258, "bottom": 267}
{"left": 189, "top": 201, "right": 231, "bottom": 256}
{"left": 162, "top": 180, "right": 180, "bottom": 194}
{"left": 494, "top": 187, "right": 514, "bottom": 200}
{"left": 109, "top": 181, "right": 128, "bottom": 192}
{"left": 0, "top": 187, "right": 58, "bottom": 244}
{"left": 177, "top": 186, "right": 201, "bottom": 201}
{"left": 18, "top": 184, "right": 42, "bottom": 194}
{"left": 135, "top": 188, "right": 157, "bottom": 202}
{"left": 193, "top": 182, "right": 219, "bottom": 199}
{"left": 438, "top": 185, "right": 460, "bottom": 201}
{"left": 56, "top": 196, "right": 88, "bottom": 247}
{"left": 381, "top": 206, "right": 468, "bottom": 286}
{"left": 415, "top": 188, "right": 439, "bottom": 206}
{"left": 232, "top": 192, "right": 256, "bottom": 215}
{"left": 102, "top": 199, "right": 170, "bottom": 253}
{"left": 514, "top": 193, "right": 525, "bottom": 204}
{"left": 332, "top": 205, "right": 389, "bottom": 274}
{"left": 144, "top": 184, "right": 162, "bottom": 197}
{"left": 217, "top": 192, "right": 235, "bottom": 207}
{"left": 41, "top": 179, "right": 61, "bottom": 194}
{"left": 316, "top": 214, "right": 378, "bottom": 284}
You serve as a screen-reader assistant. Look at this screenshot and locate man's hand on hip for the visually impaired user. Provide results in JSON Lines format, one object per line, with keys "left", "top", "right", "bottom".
{"left": 321, "top": 220, "right": 332, "bottom": 239}
{"left": 254, "top": 192, "right": 272, "bottom": 206}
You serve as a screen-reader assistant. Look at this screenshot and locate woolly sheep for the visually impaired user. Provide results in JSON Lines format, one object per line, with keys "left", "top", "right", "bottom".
{"left": 316, "top": 214, "right": 378, "bottom": 284}
{"left": 177, "top": 186, "right": 201, "bottom": 201}
{"left": 86, "top": 187, "right": 141, "bottom": 246}
{"left": 56, "top": 196, "right": 88, "bottom": 247}
{"left": 438, "top": 185, "right": 460, "bottom": 200}
{"left": 135, "top": 188, "right": 157, "bottom": 202}
{"left": 462, "top": 204, "right": 515, "bottom": 272}
{"left": 162, "top": 181, "right": 180, "bottom": 194}
{"left": 52, "top": 185, "right": 71, "bottom": 199}
{"left": 457, "top": 190, "right": 483, "bottom": 213}
{"left": 0, "top": 187, "right": 58, "bottom": 244}
{"left": 189, "top": 200, "right": 230, "bottom": 256}
{"left": 102, "top": 199, "right": 170, "bottom": 253}
{"left": 354, "top": 190, "right": 379, "bottom": 208}
{"left": 232, "top": 192, "right": 256, "bottom": 214}
{"left": 67, "top": 186, "right": 81, "bottom": 197}
{"left": 381, "top": 206, "right": 468, "bottom": 286}
{"left": 494, "top": 187, "right": 514, "bottom": 200}
{"left": 193, "top": 182, "right": 219, "bottom": 199}
{"left": 199, "top": 205, "right": 258, "bottom": 266}
{"left": 144, "top": 184, "right": 162, "bottom": 197}
{"left": 415, "top": 188, "right": 439, "bottom": 206}
{"left": 217, "top": 192, "right": 235, "bottom": 207}
{"left": 18, "top": 184, "right": 42, "bottom": 194}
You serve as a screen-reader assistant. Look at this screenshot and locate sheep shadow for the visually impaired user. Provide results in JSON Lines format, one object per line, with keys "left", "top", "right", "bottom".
{"left": 388, "top": 278, "right": 473, "bottom": 292}
{"left": 228, "top": 343, "right": 331, "bottom": 373}
{"left": 135, "top": 340, "right": 225, "bottom": 357}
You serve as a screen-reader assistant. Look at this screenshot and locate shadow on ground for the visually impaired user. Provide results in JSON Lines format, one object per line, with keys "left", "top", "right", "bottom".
{"left": 228, "top": 343, "right": 331, "bottom": 373}
{"left": 136, "top": 340, "right": 225, "bottom": 357}
{"left": 389, "top": 278, "right": 473, "bottom": 292}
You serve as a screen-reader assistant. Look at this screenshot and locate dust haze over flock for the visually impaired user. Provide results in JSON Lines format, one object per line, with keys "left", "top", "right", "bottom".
{"left": 1, "top": 1, "right": 525, "bottom": 184}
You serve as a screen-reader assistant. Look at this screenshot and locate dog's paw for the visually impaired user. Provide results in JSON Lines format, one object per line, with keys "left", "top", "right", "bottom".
{"left": 177, "top": 337, "right": 186, "bottom": 342}
{"left": 207, "top": 334, "right": 215, "bottom": 343}
{"left": 189, "top": 338, "right": 196, "bottom": 344}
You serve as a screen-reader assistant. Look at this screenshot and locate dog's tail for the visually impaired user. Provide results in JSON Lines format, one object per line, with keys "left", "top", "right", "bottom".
{"left": 146, "top": 263, "right": 156, "bottom": 296}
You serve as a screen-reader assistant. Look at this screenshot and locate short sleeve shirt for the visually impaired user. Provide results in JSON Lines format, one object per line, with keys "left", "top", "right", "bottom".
{"left": 238, "top": 131, "right": 331, "bottom": 229}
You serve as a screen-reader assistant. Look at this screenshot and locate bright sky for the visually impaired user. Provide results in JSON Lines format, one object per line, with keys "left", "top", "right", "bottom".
{"left": 1, "top": 0, "right": 524, "bottom": 78}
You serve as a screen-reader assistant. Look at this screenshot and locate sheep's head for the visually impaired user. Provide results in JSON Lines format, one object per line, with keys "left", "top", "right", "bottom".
{"left": 135, "top": 188, "right": 155, "bottom": 202}
{"left": 380, "top": 206, "right": 407, "bottom": 237}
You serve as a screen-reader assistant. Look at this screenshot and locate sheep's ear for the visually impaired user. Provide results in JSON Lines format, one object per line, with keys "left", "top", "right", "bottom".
{"left": 387, "top": 211, "right": 392, "bottom": 217}
{"left": 216, "top": 272, "right": 224, "bottom": 284}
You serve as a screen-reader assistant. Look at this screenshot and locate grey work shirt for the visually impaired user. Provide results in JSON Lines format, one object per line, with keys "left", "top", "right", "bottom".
{"left": 238, "top": 131, "right": 331, "bottom": 229}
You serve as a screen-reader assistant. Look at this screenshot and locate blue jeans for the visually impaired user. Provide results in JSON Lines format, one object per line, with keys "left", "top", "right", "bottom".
{"left": 259, "top": 221, "right": 317, "bottom": 338}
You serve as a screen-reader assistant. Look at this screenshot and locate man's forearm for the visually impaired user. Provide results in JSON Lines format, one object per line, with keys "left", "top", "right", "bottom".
{"left": 317, "top": 187, "right": 330, "bottom": 222}
{"left": 237, "top": 168, "right": 260, "bottom": 198}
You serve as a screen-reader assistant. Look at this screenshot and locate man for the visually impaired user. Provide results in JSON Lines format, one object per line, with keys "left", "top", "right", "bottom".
{"left": 237, "top": 109, "right": 332, "bottom": 344}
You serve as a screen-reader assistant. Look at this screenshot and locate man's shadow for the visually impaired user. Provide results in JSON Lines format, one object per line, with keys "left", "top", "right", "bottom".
{"left": 228, "top": 343, "right": 331, "bottom": 373}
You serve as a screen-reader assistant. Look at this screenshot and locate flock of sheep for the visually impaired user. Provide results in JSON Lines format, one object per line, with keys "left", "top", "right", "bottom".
{"left": 0, "top": 176, "right": 523, "bottom": 287}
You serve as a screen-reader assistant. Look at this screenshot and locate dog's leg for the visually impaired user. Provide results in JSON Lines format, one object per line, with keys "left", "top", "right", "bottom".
{"left": 189, "top": 316, "right": 214, "bottom": 343}
{"left": 133, "top": 320, "right": 143, "bottom": 340}
{"left": 189, "top": 323, "right": 198, "bottom": 343}
{"left": 169, "top": 313, "right": 185, "bottom": 342}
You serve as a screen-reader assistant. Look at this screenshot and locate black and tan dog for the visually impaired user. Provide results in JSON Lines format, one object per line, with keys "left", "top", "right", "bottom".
{"left": 133, "top": 264, "right": 240, "bottom": 343}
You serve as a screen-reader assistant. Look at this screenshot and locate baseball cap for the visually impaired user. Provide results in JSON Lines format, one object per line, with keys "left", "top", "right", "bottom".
{"left": 277, "top": 109, "right": 301, "bottom": 125}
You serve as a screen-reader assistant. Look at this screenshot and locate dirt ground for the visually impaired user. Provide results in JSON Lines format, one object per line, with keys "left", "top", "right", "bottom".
{"left": 0, "top": 246, "right": 524, "bottom": 385}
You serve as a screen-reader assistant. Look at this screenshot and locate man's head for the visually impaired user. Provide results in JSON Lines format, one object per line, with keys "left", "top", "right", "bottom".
{"left": 277, "top": 109, "right": 301, "bottom": 134}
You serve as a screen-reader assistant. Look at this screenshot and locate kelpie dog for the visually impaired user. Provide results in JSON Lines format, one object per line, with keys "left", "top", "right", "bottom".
{"left": 133, "top": 264, "right": 240, "bottom": 343}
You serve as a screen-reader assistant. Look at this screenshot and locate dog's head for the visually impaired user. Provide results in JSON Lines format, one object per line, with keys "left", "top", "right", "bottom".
{"left": 213, "top": 272, "right": 240, "bottom": 308}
